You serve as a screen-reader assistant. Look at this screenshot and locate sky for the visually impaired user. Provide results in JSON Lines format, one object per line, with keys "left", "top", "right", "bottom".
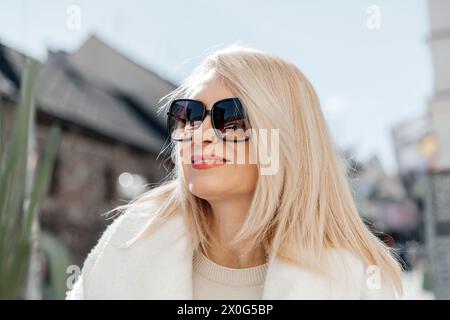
{"left": 0, "top": 0, "right": 433, "bottom": 174}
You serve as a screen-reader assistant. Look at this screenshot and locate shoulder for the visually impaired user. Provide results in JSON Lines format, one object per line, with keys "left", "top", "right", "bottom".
{"left": 65, "top": 203, "right": 164, "bottom": 299}
{"left": 65, "top": 211, "right": 131, "bottom": 299}
{"left": 265, "top": 247, "right": 400, "bottom": 299}
{"left": 323, "top": 248, "right": 400, "bottom": 299}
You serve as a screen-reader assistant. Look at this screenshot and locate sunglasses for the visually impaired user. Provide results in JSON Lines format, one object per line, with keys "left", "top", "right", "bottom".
{"left": 166, "top": 97, "right": 251, "bottom": 142}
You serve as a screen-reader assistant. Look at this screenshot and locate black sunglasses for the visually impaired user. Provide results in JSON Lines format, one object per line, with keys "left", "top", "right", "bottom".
{"left": 166, "top": 97, "right": 251, "bottom": 142}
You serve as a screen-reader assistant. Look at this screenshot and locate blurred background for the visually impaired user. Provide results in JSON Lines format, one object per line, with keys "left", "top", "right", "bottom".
{"left": 0, "top": 0, "right": 449, "bottom": 299}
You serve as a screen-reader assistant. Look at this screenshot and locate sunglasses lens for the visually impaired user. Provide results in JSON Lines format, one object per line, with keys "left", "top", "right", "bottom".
{"left": 168, "top": 100, "right": 204, "bottom": 141}
{"left": 167, "top": 98, "right": 250, "bottom": 142}
{"left": 212, "top": 99, "right": 250, "bottom": 141}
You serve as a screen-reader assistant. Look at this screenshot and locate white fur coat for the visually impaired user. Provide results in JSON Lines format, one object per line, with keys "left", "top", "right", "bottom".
{"left": 65, "top": 209, "right": 399, "bottom": 300}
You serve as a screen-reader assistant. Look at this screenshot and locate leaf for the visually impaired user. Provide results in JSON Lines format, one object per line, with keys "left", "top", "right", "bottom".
{"left": 0, "top": 58, "right": 61, "bottom": 299}
{"left": 22, "top": 125, "right": 61, "bottom": 240}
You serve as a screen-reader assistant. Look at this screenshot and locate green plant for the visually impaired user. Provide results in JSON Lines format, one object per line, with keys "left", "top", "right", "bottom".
{"left": 39, "top": 230, "right": 72, "bottom": 299}
{"left": 0, "top": 58, "right": 61, "bottom": 299}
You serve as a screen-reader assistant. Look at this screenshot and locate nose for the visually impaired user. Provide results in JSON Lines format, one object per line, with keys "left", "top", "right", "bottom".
{"left": 192, "top": 112, "right": 218, "bottom": 145}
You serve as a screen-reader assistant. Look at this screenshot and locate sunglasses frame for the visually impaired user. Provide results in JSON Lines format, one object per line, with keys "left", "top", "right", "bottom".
{"left": 166, "top": 97, "right": 251, "bottom": 142}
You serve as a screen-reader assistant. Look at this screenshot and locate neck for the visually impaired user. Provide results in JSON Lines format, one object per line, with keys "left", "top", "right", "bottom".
{"left": 204, "top": 195, "right": 266, "bottom": 268}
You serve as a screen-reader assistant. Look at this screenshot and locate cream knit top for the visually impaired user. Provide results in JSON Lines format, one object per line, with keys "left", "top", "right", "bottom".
{"left": 192, "top": 250, "right": 268, "bottom": 300}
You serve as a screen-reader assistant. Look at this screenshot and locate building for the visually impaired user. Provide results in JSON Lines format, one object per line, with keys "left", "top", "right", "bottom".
{"left": 427, "top": 0, "right": 450, "bottom": 170}
{"left": 422, "top": 0, "right": 450, "bottom": 299}
{"left": 0, "top": 35, "right": 177, "bottom": 266}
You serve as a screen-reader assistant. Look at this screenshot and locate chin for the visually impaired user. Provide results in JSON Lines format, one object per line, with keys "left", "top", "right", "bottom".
{"left": 187, "top": 177, "right": 227, "bottom": 198}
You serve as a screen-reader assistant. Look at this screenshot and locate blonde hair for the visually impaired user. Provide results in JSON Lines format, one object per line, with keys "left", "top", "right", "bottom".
{"left": 108, "top": 44, "right": 403, "bottom": 294}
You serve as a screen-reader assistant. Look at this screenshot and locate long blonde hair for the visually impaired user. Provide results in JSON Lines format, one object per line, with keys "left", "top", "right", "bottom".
{"left": 108, "top": 44, "right": 403, "bottom": 294}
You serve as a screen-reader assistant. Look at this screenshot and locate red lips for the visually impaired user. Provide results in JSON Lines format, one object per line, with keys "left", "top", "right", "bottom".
{"left": 191, "top": 154, "right": 229, "bottom": 169}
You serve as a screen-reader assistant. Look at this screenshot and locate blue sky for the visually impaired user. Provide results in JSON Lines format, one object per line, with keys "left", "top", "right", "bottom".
{"left": 0, "top": 0, "right": 433, "bottom": 174}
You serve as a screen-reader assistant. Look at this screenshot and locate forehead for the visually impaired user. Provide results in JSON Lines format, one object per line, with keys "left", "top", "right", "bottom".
{"left": 189, "top": 71, "right": 235, "bottom": 108}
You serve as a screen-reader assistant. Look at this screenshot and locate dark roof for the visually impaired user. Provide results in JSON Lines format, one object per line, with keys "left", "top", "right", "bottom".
{"left": 0, "top": 36, "right": 176, "bottom": 154}
{"left": 70, "top": 35, "right": 178, "bottom": 129}
{"left": 0, "top": 43, "right": 25, "bottom": 96}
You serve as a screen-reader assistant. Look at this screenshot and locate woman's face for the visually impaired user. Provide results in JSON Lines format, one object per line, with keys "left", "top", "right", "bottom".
{"left": 179, "top": 72, "right": 259, "bottom": 201}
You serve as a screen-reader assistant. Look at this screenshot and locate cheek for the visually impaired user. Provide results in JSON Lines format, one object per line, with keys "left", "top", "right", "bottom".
{"left": 179, "top": 143, "right": 188, "bottom": 160}
{"left": 237, "top": 164, "right": 259, "bottom": 190}
{"left": 178, "top": 142, "right": 193, "bottom": 166}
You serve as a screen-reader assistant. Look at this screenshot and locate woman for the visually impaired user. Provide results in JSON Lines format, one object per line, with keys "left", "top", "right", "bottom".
{"left": 66, "top": 45, "right": 403, "bottom": 300}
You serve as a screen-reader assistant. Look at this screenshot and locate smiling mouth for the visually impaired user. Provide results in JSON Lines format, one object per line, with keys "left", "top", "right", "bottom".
{"left": 191, "top": 159, "right": 228, "bottom": 164}
{"left": 190, "top": 155, "right": 229, "bottom": 168}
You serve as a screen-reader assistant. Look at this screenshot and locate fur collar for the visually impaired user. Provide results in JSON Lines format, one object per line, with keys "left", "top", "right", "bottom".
{"left": 66, "top": 210, "right": 397, "bottom": 299}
